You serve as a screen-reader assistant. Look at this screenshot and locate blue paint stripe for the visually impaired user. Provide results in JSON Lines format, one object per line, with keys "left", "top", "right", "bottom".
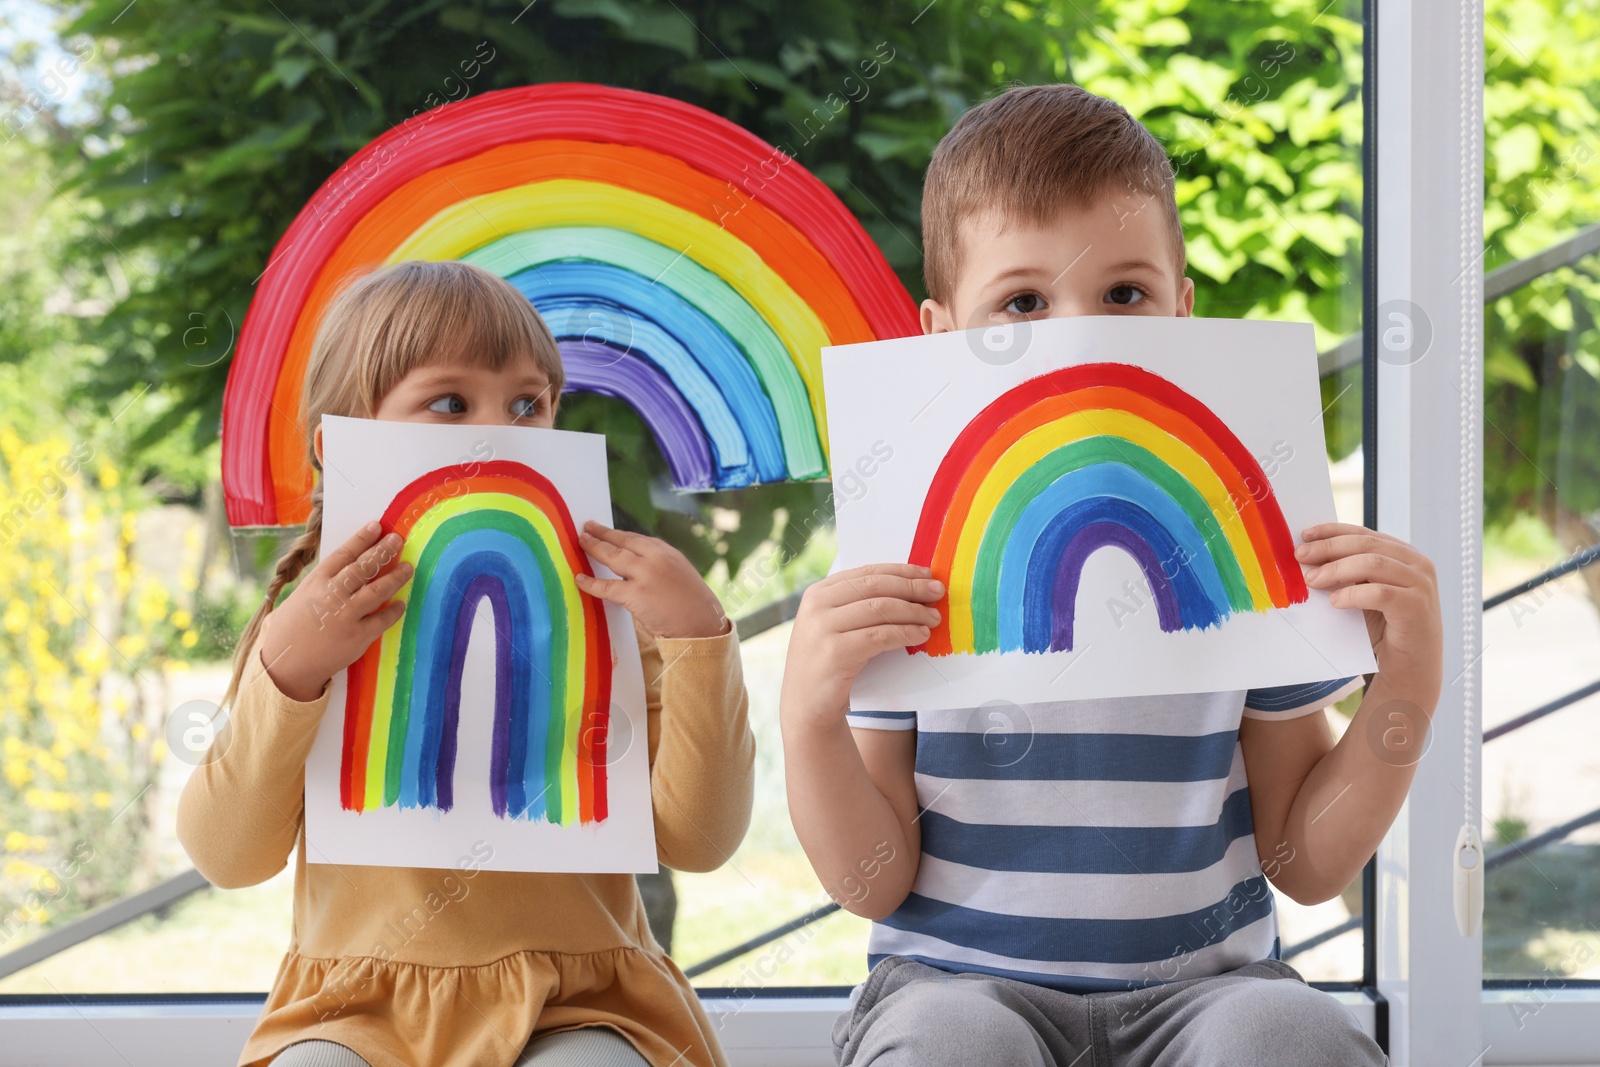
{"left": 996, "top": 464, "right": 1231, "bottom": 651}
{"left": 1245, "top": 677, "right": 1358, "bottom": 712}
{"left": 878, "top": 876, "right": 1275, "bottom": 964}
{"left": 526, "top": 297, "right": 758, "bottom": 486}
{"left": 402, "top": 527, "right": 553, "bottom": 816}
{"left": 917, "top": 786, "right": 1254, "bottom": 874}
{"left": 912, "top": 728, "right": 1240, "bottom": 782}
{"left": 509, "top": 263, "right": 788, "bottom": 484}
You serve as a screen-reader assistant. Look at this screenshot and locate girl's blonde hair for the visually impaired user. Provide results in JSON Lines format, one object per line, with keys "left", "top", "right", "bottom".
{"left": 220, "top": 259, "right": 563, "bottom": 713}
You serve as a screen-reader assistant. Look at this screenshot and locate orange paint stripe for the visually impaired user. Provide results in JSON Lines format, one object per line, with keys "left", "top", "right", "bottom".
{"left": 268, "top": 139, "right": 875, "bottom": 523}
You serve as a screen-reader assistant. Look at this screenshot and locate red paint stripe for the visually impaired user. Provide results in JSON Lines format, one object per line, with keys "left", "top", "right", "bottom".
{"left": 587, "top": 595, "right": 612, "bottom": 823}
{"left": 908, "top": 363, "right": 1307, "bottom": 655}
{"left": 222, "top": 84, "right": 918, "bottom": 527}
{"left": 339, "top": 652, "right": 363, "bottom": 810}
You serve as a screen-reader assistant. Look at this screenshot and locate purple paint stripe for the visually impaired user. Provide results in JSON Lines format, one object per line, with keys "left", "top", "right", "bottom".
{"left": 456, "top": 573, "right": 514, "bottom": 818}
{"left": 560, "top": 340, "right": 717, "bottom": 490}
{"left": 1049, "top": 521, "right": 1183, "bottom": 652}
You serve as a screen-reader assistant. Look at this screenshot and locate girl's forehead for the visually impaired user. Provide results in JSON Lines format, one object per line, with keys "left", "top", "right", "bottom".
{"left": 401, "top": 349, "right": 551, "bottom": 382}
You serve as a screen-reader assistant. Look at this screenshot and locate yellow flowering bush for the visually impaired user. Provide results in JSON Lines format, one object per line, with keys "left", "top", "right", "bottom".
{"left": 0, "top": 427, "right": 193, "bottom": 950}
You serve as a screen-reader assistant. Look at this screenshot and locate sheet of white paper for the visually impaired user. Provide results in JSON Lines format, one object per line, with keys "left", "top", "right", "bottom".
{"left": 823, "top": 316, "right": 1378, "bottom": 712}
{"left": 304, "top": 415, "right": 655, "bottom": 872}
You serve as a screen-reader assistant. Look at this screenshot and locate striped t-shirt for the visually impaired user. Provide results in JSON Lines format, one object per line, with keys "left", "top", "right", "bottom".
{"left": 845, "top": 676, "right": 1362, "bottom": 993}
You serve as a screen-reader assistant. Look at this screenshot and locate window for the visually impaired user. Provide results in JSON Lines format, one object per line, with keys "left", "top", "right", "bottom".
{"left": 15, "top": 0, "right": 1591, "bottom": 1062}
{"left": 1479, "top": 0, "right": 1600, "bottom": 1005}
{"left": 1, "top": 0, "right": 1374, "bottom": 1000}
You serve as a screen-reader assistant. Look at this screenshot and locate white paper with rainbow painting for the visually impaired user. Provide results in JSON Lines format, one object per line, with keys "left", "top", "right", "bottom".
{"left": 303, "top": 416, "right": 653, "bottom": 873}
{"left": 823, "top": 315, "right": 1378, "bottom": 712}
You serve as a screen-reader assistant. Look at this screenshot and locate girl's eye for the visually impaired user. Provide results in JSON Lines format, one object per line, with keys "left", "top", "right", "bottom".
{"left": 1105, "top": 284, "right": 1147, "bottom": 306}
{"left": 512, "top": 395, "right": 546, "bottom": 419}
{"left": 427, "top": 394, "right": 467, "bottom": 415}
{"left": 1004, "top": 292, "right": 1044, "bottom": 316}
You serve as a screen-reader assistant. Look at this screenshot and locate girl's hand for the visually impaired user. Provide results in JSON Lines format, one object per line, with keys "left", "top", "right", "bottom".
{"left": 780, "top": 563, "right": 945, "bottom": 735}
{"left": 259, "top": 521, "right": 412, "bottom": 702}
{"left": 1296, "top": 522, "right": 1443, "bottom": 710}
{"left": 574, "top": 521, "right": 728, "bottom": 640}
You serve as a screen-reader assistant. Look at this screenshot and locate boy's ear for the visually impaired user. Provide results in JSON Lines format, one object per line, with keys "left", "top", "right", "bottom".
{"left": 313, "top": 425, "right": 323, "bottom": 467}
{"left": 1176, "top": 276, "right": 1195, "bottom": 318}
{"left": 920, "top": 298, "right": 955, "bottom": 335}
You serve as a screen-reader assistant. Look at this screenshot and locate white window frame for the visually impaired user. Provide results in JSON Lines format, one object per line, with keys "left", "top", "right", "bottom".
{"left": 1377, "top": 1, "right": 1600, "bottom": 1064}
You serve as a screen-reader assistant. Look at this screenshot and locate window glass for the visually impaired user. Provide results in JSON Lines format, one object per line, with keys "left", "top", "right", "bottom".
{"left": 1478, "top": 0, "right": 1600, "bottom": 985}
{"left": 0, "top": 0, "right": 1370, "bottom": 994}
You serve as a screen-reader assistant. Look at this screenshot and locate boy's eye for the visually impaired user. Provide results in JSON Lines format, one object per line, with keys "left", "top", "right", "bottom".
{"left": 427, "top": 394, "right": 467, "bottom": 414}
{"left": 1105, "top": 285, "right": 1147, "bottom": 306}
{"left": 512, "top": 394, "right": 546, "bottom": 419}
{"left": 1004, "top": 292, "right": 1044, "bottom": 315}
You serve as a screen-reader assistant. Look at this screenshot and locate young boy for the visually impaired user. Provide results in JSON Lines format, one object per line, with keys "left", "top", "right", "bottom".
{"left": 781, "top": 84, "right": 1442, "bottom": 1066}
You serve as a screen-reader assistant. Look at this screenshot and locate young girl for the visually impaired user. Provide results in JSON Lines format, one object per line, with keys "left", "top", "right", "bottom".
{"left": 178, "top": 261, "right": 755, "bottom": 1067}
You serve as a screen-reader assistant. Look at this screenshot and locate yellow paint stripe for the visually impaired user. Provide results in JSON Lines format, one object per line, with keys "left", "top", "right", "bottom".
{"left": 388, "top": 178, "right": 832, "bottom": 454}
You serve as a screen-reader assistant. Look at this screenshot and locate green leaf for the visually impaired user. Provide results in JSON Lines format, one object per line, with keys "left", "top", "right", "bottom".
{"left": 552, "top": 0, "right": 638, "bottom": 28}
{"left": 617, "top": 10, "right": 699, "bottom": 57}
{"left": 700, "top": 58, "right": 790, "bottom": 90}
{"left": 273, "top": 55, "right": 314, "bottom": 92}
{"left": 198, "top": 120, "right": 316, "bottom": 182}
{"left": 1492, "top": 123, "right": 1543, "bottom": 182}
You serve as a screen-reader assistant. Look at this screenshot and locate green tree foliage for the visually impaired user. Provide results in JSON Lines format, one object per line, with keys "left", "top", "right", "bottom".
{"left": 40, "top": 0, "right": 1600, "bottom": 589}
{"left": 1480, "top": 0, "right": 1600, "bottom": 590}
{"left": 49, "top": 0, "right": 1077, "bottom": 581}
{"left": 1059, "top": 0, "right": 1366, "bottom": 458}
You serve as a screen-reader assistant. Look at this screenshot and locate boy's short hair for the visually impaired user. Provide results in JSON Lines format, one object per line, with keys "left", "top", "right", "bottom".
{"left": 921, "top": 83, "right": 1186, "bottom": 304}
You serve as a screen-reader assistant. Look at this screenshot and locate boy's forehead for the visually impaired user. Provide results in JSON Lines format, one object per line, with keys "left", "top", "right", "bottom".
{"left": 952, "top": 197, "right": 1181, "bottom": 288}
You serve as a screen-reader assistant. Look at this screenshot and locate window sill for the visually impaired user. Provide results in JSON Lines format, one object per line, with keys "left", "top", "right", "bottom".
{"left": 0, "top": 989, "right": 1384, "bottom": 1066}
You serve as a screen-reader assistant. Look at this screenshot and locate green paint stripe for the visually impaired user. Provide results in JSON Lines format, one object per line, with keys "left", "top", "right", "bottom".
{"left": 971, "top": 437, "right": 1253, "bottom": 651}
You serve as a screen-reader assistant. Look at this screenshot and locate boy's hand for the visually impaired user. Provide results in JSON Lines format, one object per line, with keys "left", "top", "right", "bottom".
{"left": 1296, "top": 522, "right": 1443, "bottom": 709}
{"left": 574, "top": 521, "right": 728, "bottom": 640}
{"left": 260, "top": 521, "right": 412, "bottom": 703}
{"left": 781, "top": 563, "right": 945, "bottom": 733}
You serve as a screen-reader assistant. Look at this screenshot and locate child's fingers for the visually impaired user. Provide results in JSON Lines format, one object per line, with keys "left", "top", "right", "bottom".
{"left": 581, "top": 521, "right": 652, "bottom": 557}
{"left": 1305, "top": 553, "right": 1421, "bottom": 591}
{"left": 842, "top": 622, "right": 933, "bottom": 657}
{"left": 830, "top": 597, "right": 942, "bottom": 634}
{"left": 824, "top": 570, "right": 945, "bottom": 609}
{"left": 317, "top": 521, "right": 390, "bottom": 579}
{"left": 1301, "top": 521, "right": 1387, "bottom": 542}
{"left": 352, "top": 559, "right": 414, "bottom": 615}
{"left": 1327, "top": 581, "right": 1427, "bottom": 616}
{"left": 578, "top": 530, "right": 639, "bottom": 572}
{"left": 834, "top": 562, "right": 935, "bottom": 582}
{"left": 329, "top": 534, "right": 403, "bottom": 601}
{"left": 573, "top": 571, "right": 628, "bottom": 602}
{"left": 360, "top": 597, "right": 407, "bottom": 640}
{"left": 1295, "top": 531, "right": 1430, "bottom": 570}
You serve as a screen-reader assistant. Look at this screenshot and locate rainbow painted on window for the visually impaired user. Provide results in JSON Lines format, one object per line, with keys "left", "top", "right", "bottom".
{"left": 221, "top": 83, "right": 918, "bottom": 527}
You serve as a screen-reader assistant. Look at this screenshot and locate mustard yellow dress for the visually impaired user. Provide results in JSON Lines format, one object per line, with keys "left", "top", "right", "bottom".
{"left": 178, "top": 621, "right": 754, "bottom": 1067}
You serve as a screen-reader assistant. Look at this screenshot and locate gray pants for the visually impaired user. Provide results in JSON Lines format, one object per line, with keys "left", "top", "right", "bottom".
{"left": 273, "top": 1024, "right": 650, "bottom": 1066}
{"left": 833, "top": 956, "right": 1387, "bottom": 1067}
